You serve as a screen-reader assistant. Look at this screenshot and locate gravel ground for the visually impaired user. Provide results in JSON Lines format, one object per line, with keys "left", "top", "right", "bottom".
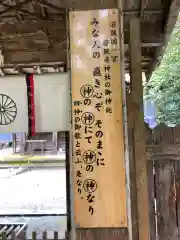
{"left": 0, "top": 167, "right": 67, "bottom": 239}
{"left": 0, "top": 168, "right": 66, "bottom": 214}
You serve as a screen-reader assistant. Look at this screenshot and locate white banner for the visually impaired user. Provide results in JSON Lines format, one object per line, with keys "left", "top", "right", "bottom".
{"left": 0, "top": 76, "right": 28, "bottom": 133}
{"left": 0, "top": 73, "right": 69, "bottom": 133}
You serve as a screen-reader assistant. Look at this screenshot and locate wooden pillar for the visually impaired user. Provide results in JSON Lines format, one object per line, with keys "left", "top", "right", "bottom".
{"left": 52, "top": 132, "right": 58, "bottom": 153}
{"left": 129, "top": 18, "right": 150, "bottom": 240}
{"left": 12, "top": 133, "right": 17, "bottom": 153}
{"left": 20, "top": 132, "right": 26, "bottom": 154}
{"left": 126, "top": 91, "right": 139, "bottom": 240}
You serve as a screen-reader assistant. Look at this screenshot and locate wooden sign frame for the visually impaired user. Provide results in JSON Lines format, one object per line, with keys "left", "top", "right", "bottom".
{"left": 70, "top": 9, "right": 127, "bottom": 228}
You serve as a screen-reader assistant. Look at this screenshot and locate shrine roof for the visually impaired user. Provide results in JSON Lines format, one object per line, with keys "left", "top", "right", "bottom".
{"left": 0, "top": 0, "right": 178, "bottom": 76}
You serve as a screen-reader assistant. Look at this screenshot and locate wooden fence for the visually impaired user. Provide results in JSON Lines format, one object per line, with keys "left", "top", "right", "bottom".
{"left": 147, "top": 124, "right": 180, "bottom": 240}
{"left": 0, "top": 231, "right": 66, "bottom": 240}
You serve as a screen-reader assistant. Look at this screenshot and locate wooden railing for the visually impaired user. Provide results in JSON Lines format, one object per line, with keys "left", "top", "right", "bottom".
{"left": 0, "top": 231, "right": 66, "bottom": 240}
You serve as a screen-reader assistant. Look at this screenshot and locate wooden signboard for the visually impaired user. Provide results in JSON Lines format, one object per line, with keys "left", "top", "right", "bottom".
{"left": 70, "top": 9, "right": 127, "bottom": 228}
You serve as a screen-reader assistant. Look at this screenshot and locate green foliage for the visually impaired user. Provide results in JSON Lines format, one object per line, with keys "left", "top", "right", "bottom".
{"left": 145, "top": 16, "right": 180, "bottom": 127}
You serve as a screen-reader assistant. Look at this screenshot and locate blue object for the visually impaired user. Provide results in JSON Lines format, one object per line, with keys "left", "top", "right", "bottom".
{"left": 0, "top": 134, "right": 12, "bottom": 142}
{"left": 144, "top": 99, "right": 157, "bottom": 129}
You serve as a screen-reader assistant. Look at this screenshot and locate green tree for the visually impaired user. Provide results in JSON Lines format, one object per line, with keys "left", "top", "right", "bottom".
{"left": 145, "top": 15, "right": 180, "bottom": 127}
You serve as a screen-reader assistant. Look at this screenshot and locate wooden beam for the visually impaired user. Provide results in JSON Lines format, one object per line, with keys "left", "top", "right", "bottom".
{"left": 0, "top": 19, "right": 162, "bottom": 48}
{"left": 0, "top": 1, "right": 165, "bottom": 13}
{"left": 147, "top": 144, "right": 180, "bottom": 160}
{"left": 0, "top": 0, "right": 32, "bottom": 15}
{"left": 124, "top": 29, "right": 163, "bottom": 46}
{"left": 0, "top": 13, "right": 65, "bottom": 22}
{"left": 40, "top": 0, "right": 65, "bottom": 12}
{"left": 36, "top": 0, "right": 117, "bottom": 10}
{"left": 3, "top": 50, "right": 67, "bottom": 64}
{"left": 141, "top": 42, "right": 162, "bottom": 47}
{"left": 0, "top": 65, "right": 66, "bottom": 75}
{"left": 124, "top": 42, "right": 162, "bottom": 48}
{"left": 147, "top": 0, "right": 180, "bottom": 79}
{"left": 3, "top": 61, "right": 64, "bottom": 68}
{"left": 0, "top": 1, "right": 65, "bottom": 20}
{"left": 125, "top": 62, "right": 149, "bottom": 68}
{"left": 129, "top": 17, "right": 150, "bottom": 240}
{"left": 125, "top": 68, "right": 148, "bottom": 73}
{"left": 14, "top": 0, "right": 23, "bottom": 21}
{"left": 125, "top": 56, "right": 152, "bottom": 62}
{"left": 123, "top": 9, "right": 163, "bottom": 15}
{"left": 140, "top": 0, "right": 148, "bottom": 18}
{"left": 0, "top": 1, "right": 48, "bottom": 20}
{"left": 31, "top": 1, "right": 48, "bottom": 19}
{"left": 2, "top": 44, "right": 67, "bottom": 51}
{"left": 126, "top": 68, "right": 149, "bottom": 72}
{"left": 0, "top": 20, "right": 66, "bottom": 34}
{"left": 17, "top": 9, "right": 45, "bottom": 19}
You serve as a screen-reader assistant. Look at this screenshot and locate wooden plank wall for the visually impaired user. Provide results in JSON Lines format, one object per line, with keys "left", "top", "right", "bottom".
{"left": 127, "top": 89, "right": 180, "bottom": 239}
{"left": 146, "top": 124, "right": 180, "bottom": 240}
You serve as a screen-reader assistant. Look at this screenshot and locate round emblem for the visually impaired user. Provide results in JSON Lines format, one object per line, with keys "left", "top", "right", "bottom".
{"left": 0, "top": 94, "right": 17, "bottom": 125}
